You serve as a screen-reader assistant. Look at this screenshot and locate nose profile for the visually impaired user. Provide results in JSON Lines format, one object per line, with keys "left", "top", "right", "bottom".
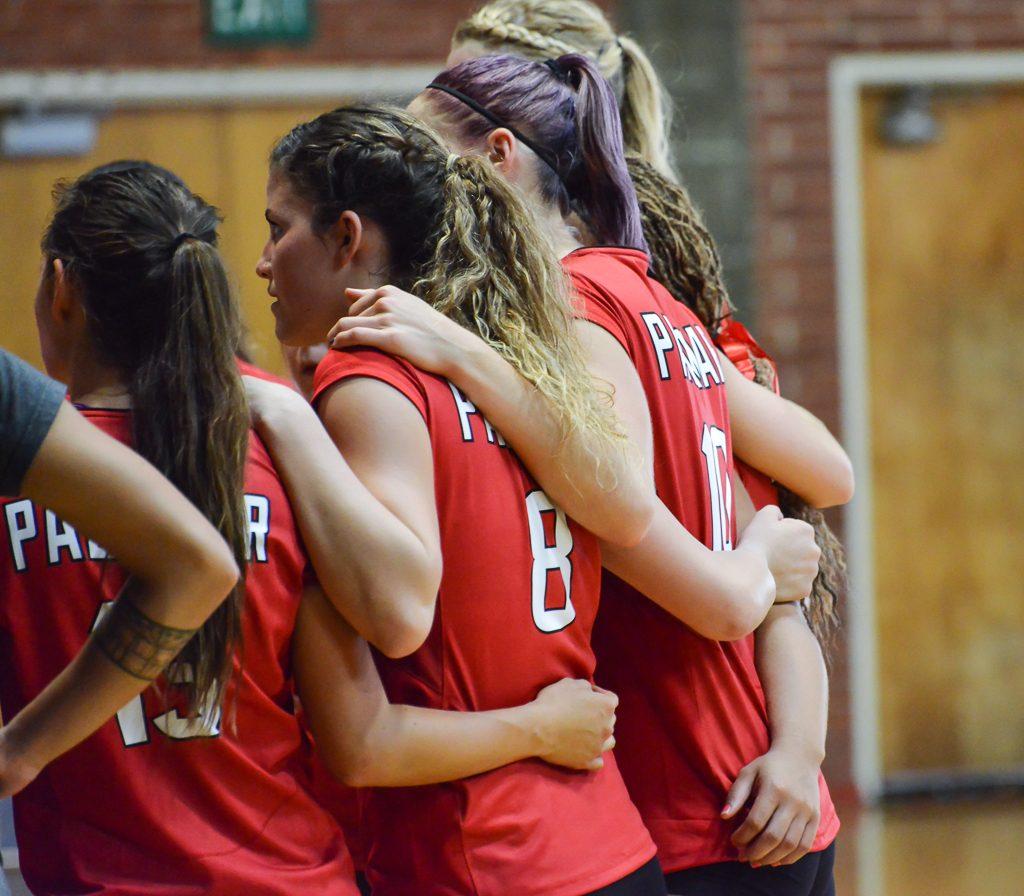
{"left": 255, "top": 251, "right": 271, "bottom": 280}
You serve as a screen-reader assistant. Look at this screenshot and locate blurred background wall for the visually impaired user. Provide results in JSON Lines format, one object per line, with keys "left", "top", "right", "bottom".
{"left": 2, "top": 0, "right": 1023, "bottom": 822}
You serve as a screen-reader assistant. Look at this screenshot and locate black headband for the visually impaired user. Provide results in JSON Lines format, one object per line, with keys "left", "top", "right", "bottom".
{"left": 425, "top": 82, "right": 564, "bottom": 184}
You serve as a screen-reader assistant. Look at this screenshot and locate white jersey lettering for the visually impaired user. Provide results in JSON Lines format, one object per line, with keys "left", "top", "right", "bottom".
{"left": 448, "top": 382, "right": 507, "bottom": 446}
{"left": 5, "top": 500, "right": 37, "bottom": 572}
{"left": 244, "top": 494, "right": 270, "bottom": 563}
{"left": 45, "top": 509, "right": 84, "bottom": 565}
{"left": 642, "top": 312, "right": 675, "bottom": 380}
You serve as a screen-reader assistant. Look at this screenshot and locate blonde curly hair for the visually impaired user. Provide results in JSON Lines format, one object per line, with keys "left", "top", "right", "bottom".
{"left": 272, "top": 104, "right": 627, "bottom": 479}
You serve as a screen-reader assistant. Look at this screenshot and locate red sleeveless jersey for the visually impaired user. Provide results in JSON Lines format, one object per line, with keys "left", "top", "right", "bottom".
{"left": 312, "top": 348, "right": 655, "bottom": 896}
{"left": 0, "top": 409, "right": 357, "bottom": 895}
{"left": 564, "top": 247, "right": 839, "bottom": 872}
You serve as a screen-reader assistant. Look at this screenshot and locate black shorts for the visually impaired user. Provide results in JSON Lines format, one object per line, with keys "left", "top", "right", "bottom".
{"left": 664, "top": 842, "right": 835, "bottom": 896}
{"left": 587, "top": 856, "right": 669, "bottom": 896}
{"left": 357, "top": 856, "right": 668, "bottom": 896}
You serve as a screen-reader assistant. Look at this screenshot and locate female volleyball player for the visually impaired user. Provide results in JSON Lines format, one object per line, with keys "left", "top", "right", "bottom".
{"left": 444, "top": 8, "right": 848, "bottom": 889}
{"left": 0, "top": 160, "right": 618, "bottom": 895}
{"left": 246, "top": 100, "right": 795, "bottom": 896}
{"left": 328, "top": 50, "right": 845, "bottom": 894}
{"left": 0, "top": 349, "right": 238, "bottom": 798}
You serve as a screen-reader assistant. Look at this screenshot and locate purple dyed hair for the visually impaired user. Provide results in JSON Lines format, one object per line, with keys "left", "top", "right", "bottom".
{"left": 427, "top": 53, "right": 647, "bottom": 253}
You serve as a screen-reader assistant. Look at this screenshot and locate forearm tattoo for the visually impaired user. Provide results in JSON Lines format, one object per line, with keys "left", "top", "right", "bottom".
{"left": 92, "top": 593, "right": 197, "bottom": 681}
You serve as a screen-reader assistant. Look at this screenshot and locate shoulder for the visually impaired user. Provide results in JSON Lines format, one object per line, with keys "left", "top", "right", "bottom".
{"left": 563, "top": 253, "right": 640, "bottom": 352}
{"left": 236, "top": 357, "right": 295, "bottom": 390}
{"left": 0, "top": 349, "right": 64, "bottom": 411}
{"left": 312, "top": 347, "right": 431, "bottom": 424}
{"left": 0, "top": 350, "right": 66, "bottom": 496}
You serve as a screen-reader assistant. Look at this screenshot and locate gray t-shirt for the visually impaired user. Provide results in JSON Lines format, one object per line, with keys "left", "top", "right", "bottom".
{"left": 0, "top": 349, "right": 65, "bottom": 496}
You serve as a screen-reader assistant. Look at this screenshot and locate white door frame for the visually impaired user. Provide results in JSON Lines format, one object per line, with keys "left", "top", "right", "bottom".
{"left": 829, "top": 50, "right": 1024, "bottom": 803}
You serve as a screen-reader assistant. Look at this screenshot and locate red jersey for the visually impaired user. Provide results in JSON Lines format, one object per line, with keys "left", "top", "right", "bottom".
{"left": 0, "top": 409, "right": 357, "bottom": 896}
{"left": 312, "top": 348, "right": 655, "bottom": 896}
{"left": 716, "top": 317, "right": 784, "bottom": 508}
{"left": 565, "top": 247, "right": 839, "bottom": 872}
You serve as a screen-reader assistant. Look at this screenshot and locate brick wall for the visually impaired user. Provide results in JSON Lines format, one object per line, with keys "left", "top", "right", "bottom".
{"left": 744, "top": 0, "right": 1024, "bottom": 796}
{"left": 0, "top": 0, "right": 482, "bottom": 67}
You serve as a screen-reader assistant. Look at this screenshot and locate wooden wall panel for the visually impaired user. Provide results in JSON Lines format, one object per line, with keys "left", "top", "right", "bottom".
{"left": 861, "top": 87, "right": 1024, "bottom": 774}
{"left": 0, "top": 104, "right": 327, "bottom": 377}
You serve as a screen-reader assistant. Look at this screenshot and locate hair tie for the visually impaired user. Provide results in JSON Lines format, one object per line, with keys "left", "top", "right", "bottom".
{"left": 171, "top": 231, "right": 200, "bottom": 251}
{"left": 543, "top": 58, "right": 570, "bottom": 84}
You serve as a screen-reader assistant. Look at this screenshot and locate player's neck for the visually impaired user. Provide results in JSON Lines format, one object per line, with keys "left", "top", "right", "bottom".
{"left": 537, "top": 204, "right": 583, "bottom": 258}
{"left": 64, "top": 350, "right": 131, "bottom": 409}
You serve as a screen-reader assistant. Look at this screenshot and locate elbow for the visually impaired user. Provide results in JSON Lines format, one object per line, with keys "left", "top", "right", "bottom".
{"left": 331, "top": 753, "right": 378, "bottom": 789}
{"left": 369, "top": 599, "right": 435, "bottom": 660}
{"left": 700, "top": 561, "right": 775, "bottom": 642}
{"left": 811, "top": 454, "right": 856, "bottom": 509}
{"left": 186, "top": 534, "right": 241, "bottom": 605}
{"left": 707, "top": 595, "right": 767, "bottom": 642}
{"left": 834, "top": 455, "right": 856, "bottom": 506}
{"left": 345, "top": 557, "right": 441, "bottom": 659}
{"left": 317, "top": 741, "right": 382, "bottom": 789}
{"left": 596, "top": 484, "right": 656, "bottom": 549}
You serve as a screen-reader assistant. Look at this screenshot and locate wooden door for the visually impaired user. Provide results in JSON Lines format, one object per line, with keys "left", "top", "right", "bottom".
{"left": 861, "top": 87, "right": 1024, "bottom": 778}
{"left": 0, "top": 105, "right": 326, "bottom": 376}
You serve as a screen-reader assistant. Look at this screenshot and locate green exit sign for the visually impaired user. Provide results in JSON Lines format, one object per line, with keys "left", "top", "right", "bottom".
{"left": 208, "top": 0, "right": 314, "bottom": 45}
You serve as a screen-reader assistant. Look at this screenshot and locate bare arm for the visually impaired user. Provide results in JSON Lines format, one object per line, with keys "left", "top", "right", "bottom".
{"left": 328, "top": 287, "right": 656, "bottom": 547}
{"left": 722, "top": 353, "right": 854, "bottom": 508}
{"left": 245, "top": 376, "right": 441, "bottom": 658}
{"left": 328, "top": 289, "right": 818, "bottom": 641}
{"left": 601, "top": 503, "right": 778, "bottom": 641}
{"left": 444, "top": 319, "right": 656, "bottom": 547}
{"left": 294, "top": 585, "right": 616, "bottom": 786}
{"left": 724, "top": 604, "right": 828, "bottom": 866}
{"left": 0, "top": 402, "right": 238, "bottom": 795}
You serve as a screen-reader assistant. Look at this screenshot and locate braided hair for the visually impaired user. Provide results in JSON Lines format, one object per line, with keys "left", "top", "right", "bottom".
{"left": 454, "top": 0, "right": 675, "bottom": 179}
{"left": 455, "top": 3, "right": 848, "bottom": 652}
{"left": 271, "top": 104, "right": 627, "bottom": 471}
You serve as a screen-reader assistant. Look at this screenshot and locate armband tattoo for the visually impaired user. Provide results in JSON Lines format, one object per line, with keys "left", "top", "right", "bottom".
{"left": 92, "top": 595, "right": 197, "bottom": 681}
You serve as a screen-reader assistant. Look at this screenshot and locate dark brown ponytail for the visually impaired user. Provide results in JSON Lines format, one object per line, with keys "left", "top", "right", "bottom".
{"left": 42, "top": 161, "right": 250, "bottom": 716}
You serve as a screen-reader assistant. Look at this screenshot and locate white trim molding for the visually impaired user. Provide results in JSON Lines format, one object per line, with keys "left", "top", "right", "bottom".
{"left": 0, "top": 65, "right": 441, "bottom": 110}
{"left": 829, "top": 50, "right": 1024, "bottom": 804}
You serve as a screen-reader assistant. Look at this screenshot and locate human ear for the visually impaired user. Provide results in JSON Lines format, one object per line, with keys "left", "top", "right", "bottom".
{"left": 332, "top": 210, "right": 364, "bottom": 268}
{"left": 486, "top": 128, "right": 518, "bottom": 176}
{"left": 49, "top": 258, "right": 79, "bottom": 326}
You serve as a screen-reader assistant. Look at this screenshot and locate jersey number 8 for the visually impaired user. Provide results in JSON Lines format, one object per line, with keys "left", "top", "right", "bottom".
{"left": 525, "top": 490, "right": 576, "bottom": 633}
